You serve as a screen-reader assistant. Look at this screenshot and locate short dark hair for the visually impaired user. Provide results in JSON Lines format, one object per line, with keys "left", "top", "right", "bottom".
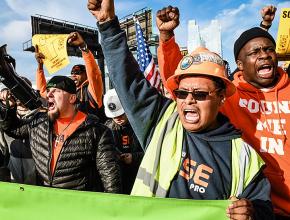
{"left": 212, "top": 76, "right": 226, "bottom": 91}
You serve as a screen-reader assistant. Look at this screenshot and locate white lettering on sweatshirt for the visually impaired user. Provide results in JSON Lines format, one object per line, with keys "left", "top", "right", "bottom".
{"left": 257, "top": 119, "right": 286, "bottom": 135}
{"left": 239, "top": 98, "right": 290, "bottom": 114}
{"left": 239, "top": 98, "right": 287, "bottom": 155}
{"left": 260, "top": 137, "right": 284, "bottom": 155}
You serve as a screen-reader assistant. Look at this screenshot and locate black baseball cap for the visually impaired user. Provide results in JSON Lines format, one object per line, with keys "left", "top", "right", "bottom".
{"left": 71, "top": 64, "right": 86, "bottom": 75}
{"left": 47, "top": 76, "right": 76, "bottom": 94}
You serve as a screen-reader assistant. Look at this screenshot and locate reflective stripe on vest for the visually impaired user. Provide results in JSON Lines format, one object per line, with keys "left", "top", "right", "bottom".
{"left": 131, "top": 102, "right": 182, "bottom": 197}
{"left": 230, "top": 138, "right": 265, "bottom": 197}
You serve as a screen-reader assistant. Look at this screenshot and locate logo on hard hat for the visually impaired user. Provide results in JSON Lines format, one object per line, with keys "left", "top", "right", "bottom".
{"left": 180, "top": 56, "right": 194, "bottom": 70}
{"left": 180, "top": 52, "right": 224, "bottom": 70}
{"left": 108, "top": 103, "right": 116, "bottom": 111}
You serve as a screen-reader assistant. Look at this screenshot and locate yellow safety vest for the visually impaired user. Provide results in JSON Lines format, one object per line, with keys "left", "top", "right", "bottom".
{"left": 131, "top": 102, "right": 265, "bottom": 198}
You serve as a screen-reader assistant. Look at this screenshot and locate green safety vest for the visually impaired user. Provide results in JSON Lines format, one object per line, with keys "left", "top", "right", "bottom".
{"left": 131, "top": 102, "right": 265, "bottom": 197}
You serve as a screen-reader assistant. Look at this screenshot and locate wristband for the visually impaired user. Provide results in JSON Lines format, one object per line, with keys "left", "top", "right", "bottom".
{"left": 260, "top": 21, "right": 272, "bottom": 30}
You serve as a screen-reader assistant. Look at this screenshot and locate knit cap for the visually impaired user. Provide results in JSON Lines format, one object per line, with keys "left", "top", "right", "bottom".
{"left": 234, "top": 27, "right": 276, "bottom": 60}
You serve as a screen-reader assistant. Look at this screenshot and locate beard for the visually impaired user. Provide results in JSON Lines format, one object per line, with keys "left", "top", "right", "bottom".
{"left": 48, "top": 108, "right": 60, "bottom": 122}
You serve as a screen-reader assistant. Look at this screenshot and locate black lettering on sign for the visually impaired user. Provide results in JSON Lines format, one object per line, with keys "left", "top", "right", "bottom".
{"left": 282, "top": 10, "right": 290, "bottom": 18}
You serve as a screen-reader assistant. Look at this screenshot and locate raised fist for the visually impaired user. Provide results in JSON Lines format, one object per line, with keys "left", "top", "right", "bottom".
{"left": 87, "top": 0, "right": 115, "bottom": 23}
{"left": 67, "top": 32, "right": 85, "bottom": 47}
{"left": 261, "top": 5, "right": 277, "bottom": 24}
{"left": 156, "top": 6, "right": 180, "bottom": 33}
{"left": 156, "top": 6, "right": 179, "bottom": 42}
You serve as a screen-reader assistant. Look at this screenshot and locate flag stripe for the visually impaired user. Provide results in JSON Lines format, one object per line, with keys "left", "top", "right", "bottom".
{"left": 134, "top": 17, "right": 162, "bottom": 92}
{"left": 144, "top": 58, "right": 154, "bottom": 78}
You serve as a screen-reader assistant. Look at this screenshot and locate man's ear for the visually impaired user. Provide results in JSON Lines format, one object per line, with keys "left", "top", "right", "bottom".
{"left": 69, "top": 94, "right": 77, "bottom": 104}
{"left": 236, "top": 59, "right": 244, "bottom": 71}
{"left": 218, "top": 92, "right": 226, "bottom": 106}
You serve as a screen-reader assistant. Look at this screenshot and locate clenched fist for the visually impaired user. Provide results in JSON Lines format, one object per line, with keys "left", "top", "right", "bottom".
{"left": 87, "top": 0, "right": 115, "bottom": 23}
{"left": 260, "top": 5, "right": 277, "bottom": 29}
{"left": 67, "top": 32, "right": 85, "bottom": 47}
{"left": 156, "top": 6, "right": 180, "bottom": 42}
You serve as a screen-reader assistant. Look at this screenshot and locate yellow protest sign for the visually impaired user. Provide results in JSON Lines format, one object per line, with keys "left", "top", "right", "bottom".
{"left": 276, "top": 8, "right": 290, "bottom": 61}
{"left": 32, "top": 34, "right": 70, "bottom": 74}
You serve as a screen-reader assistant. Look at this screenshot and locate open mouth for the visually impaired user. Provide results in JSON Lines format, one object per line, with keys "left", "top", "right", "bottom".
{"left": 48, "top": 101, "right": 55, "bottom": 111}
{"left": 257, "top": 64, "right": 274, "bottom": 79}
{"left": 184, "top": 109, "right": 199, "bottom": 123}
{"left": 70, "top": 76, "right": 78, "bottom": 85}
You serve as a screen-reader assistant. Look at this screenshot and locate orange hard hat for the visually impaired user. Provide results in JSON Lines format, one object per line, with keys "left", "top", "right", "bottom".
{"left": 166, "top": 47, "right": 236, "bottom": 98}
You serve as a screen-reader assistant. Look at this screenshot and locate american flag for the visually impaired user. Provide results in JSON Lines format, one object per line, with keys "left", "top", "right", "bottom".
{"left": 134, "top": 16, "right": 162, "bottom": 92}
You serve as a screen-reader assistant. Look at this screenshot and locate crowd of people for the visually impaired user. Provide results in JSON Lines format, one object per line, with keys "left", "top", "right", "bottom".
{"left": 0, "top": 1, "right": 289, "bottom": 219}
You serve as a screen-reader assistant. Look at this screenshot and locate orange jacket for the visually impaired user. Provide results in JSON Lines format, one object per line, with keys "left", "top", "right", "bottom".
{"left": 157, "top": 36, "right": 290, "bottom": 216}
{"left": 36, "top": 50, "right": 103, "bottom": 108}
{"left": 157, "top": 36, "right": 183, "bottom": 92}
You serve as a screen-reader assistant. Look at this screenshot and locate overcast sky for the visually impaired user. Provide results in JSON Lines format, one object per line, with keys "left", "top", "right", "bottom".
{"left": 0, "top": 0, "right": 289, "bottom": 84}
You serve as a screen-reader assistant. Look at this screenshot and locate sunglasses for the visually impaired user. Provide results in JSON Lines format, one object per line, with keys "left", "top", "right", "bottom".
{"left": 173, "top": 89, "right": 220, "bottom": 101}
{"left": 71, "top": 70, "right": 84, "bottom": 75}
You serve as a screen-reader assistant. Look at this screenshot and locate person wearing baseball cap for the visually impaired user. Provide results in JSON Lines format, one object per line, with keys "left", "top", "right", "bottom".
{"left": 104, "top": 88, "right": 126, "bottom": 121}
{"left": 35, "top": 31, "right": 107, "bottom": 123}
{"left": 88, "top": 3, "right": 273, "bottom": 219}
{"left": 103, "top": 89, "right": 144, "bottom": 194}
{"left": 46, "top": 75, "right": 77, "bottom": 121}
{"left": 0, "top": 75, "right": 121, "bottom": 192}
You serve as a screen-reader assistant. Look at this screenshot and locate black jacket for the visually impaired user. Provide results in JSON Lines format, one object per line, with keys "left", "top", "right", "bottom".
{"left": 77, "top": 82, "right": 107, "bottom": 123}
{"left": 105, "top": 119, "right": 144, "bottom": 194}
{"left": 1, "top": 107, "right": 121, "bottom": 193}
{"left": 105, "top": 120, "right": 143, "bottom": 164}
